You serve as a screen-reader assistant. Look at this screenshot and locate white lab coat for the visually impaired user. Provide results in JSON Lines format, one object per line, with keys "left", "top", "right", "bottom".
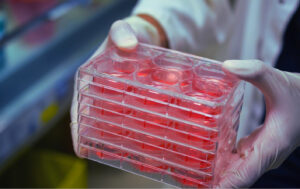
{"left": 133, "top": 0, "right": 299, "bottom": 140}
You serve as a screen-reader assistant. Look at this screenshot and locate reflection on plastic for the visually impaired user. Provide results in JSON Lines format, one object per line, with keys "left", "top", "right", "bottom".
{"left": 75, "top": 43, "right": 244, "bottom": 188}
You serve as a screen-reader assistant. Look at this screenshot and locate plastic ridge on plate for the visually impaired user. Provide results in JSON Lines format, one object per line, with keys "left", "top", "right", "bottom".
{"left": 75, "top": 43, "right": 244, "bottom": 188}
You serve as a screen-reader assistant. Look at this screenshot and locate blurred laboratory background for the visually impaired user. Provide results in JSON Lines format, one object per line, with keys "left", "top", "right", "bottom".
{"left": 0, "top": 0, "right": 167, "bottom": 187}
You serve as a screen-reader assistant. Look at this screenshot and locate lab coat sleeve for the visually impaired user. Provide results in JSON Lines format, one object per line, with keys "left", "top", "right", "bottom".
{"left": 132, "top": 0, "right": 233, "bottom": 55}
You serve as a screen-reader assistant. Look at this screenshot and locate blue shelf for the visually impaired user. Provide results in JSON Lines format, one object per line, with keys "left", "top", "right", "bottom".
{"left": 0, "top": 0, "right": 137, "bottom": 168}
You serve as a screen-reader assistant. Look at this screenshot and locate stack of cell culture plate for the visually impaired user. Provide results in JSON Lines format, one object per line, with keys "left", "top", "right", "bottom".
{"left": 74, "top": 43, "right": 244, "bottom": 188}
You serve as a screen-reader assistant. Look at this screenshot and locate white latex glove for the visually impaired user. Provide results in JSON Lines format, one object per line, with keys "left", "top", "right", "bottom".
{"left": 70, "top": 16, "right": 161, "bottom": 155}
{"left": 217, "top": 60, "right": 300, "bottom": 188}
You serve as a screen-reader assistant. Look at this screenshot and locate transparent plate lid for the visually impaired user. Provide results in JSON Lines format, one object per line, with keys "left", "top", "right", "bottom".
{"left": 80, "top": 43, "right": 242, "bottom": 107}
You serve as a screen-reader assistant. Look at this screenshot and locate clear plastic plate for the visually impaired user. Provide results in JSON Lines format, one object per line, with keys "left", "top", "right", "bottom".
{"left": 75, "top": 43, "right": 244, "bottom": 188}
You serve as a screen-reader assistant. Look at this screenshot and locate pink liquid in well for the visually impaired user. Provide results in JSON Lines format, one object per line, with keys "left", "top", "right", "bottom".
{"left": 113, "top": 60, "right": 137, "bottom": 74}
{"left": 176, "top": 98, "right": 223, "bottom": 115}
{"left": 118, "top": 131, "right": 167, "bottom": 173}
{"left": 189, "top": 75, "right": 234, "bottom": 100}
{"left": 135, "top": 159, "right": 167, "bottom": 173}
{"left": 97, "top": 132, "right": 122, "bottom": 160}
{"left": 169, "top": 162, "right": 213, "bottom": 185}
{"left": 136, "top": 65, "right": 192, "bottom": 92}
{"left": 123, "top": 118, "right": 164, "bottom": 135}
{"left": 151, "top": 68, "right": 181, "bottom": 85}
{"left": 172, "top": 175, "right": 209, "bottom": 188}
{"left": 79, "top": 129, "right": 124, "bottom": 161}
{"left": 129, "top": 154, "right": 167, "bottom": 173}
{"left": 130, "top": 141, "right": 167, "bottom": 173}
{"left": 85, "top": 74, "right": 221, "bottom": 172}
{"left": 171, "top": 121, "right": 218, "bottom": 140}
{"left": 169, "top": 143, "right": 216, "bottom": 162}
{"left": 79, "top": 49, "right": 237, "bottom": 183}
{"left": 127, "top": 130, "right": 169, "bottom": 173}
{"left": 167, "top": 105, "right": 217, "bottom": 127}
{"left": 96, "top": 130, "right": 134, "bottom": 160}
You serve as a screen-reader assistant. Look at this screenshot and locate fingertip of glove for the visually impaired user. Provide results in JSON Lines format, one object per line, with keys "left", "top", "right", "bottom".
{"left": 116, "top": 37, "right": 138, "bottom": 51}
{"left": 110, "top": 20, "right": 138, "bottom": 52}
{"left": 223, "top": 60, "right": 265, "bottom": 79}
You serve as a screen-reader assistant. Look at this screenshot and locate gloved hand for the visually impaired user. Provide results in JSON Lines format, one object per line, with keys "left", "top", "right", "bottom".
{"left": 90, "top": 16, "right": 163, "bottom": 57}
{"left": 217, "top": 60, "right": 300, "bottom": 188}
{"left": 70, "top": 16, "right": 163, "bottom": 155}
